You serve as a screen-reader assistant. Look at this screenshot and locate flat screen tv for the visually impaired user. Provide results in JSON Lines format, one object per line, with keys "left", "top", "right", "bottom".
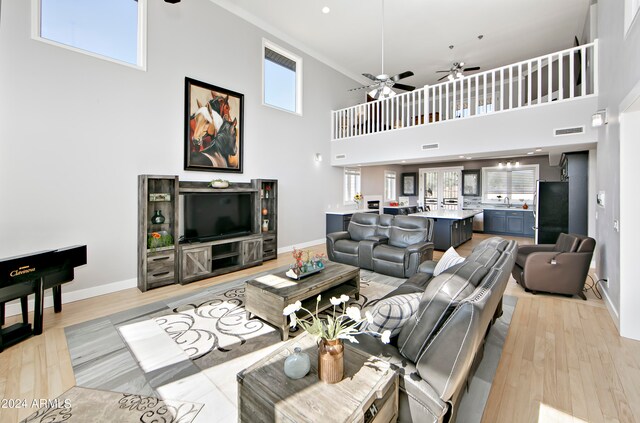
{"left": 182, "top": 193, "right": 253, "bottom": 242}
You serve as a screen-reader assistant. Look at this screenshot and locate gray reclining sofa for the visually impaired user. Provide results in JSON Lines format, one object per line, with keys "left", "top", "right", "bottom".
{"left": 353, "top": 237, "right": 518, "bottom": 423}
{"left": 326, "top": 213, "right": 434, "bottom": 278}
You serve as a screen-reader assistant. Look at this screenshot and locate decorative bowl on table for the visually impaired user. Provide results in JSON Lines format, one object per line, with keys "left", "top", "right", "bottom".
{"left": 209, "top": 179, "right": 229, "bottom": 188}
{"left": 285, "top": 248, "right": 326, "bottom": 280}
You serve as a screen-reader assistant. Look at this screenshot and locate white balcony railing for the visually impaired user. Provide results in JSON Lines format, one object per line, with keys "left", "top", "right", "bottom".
{"left": 331, "top": 41, "right": 598, "bottom": 141}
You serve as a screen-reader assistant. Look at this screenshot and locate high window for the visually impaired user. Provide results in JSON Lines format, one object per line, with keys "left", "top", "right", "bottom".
{"left": 344, "top": 168, "right": 361, "bottom": 204}
{"left": 384, "top": 171, "right": 397, "bottom": 202}
{"left": 263, "top": 39, "right": 302, "bottom": 115}
{"left": 482, "top": 165, "right": 538, "bottom": 203}
{"left": 32, "top": 0, "right": 146, "bottom": 69}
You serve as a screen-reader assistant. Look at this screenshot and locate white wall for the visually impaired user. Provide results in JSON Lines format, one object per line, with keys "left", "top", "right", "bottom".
{"left": 0, "top": 0, "right": 355, "bottom": 299}
{"left": 595, "top": 0, "right": 640, "bottom": 339}
{"left": 620, "top": 102, "right": 640, "bottom": 340}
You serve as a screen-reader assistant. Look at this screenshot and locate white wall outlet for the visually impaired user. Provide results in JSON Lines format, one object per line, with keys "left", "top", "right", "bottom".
{"left": 601, "top": 278, "right": 609, "bottom": 289}
{"left": 614, "top": 219, "right": 620, "bottom": 232}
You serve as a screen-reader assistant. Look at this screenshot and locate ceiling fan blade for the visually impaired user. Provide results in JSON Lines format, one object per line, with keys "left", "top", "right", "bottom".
{"left": 393, "top": 83, "right": 415, "bottom": 91}
{"left": 463, "top": 66, "right": 480, "bottom": 72}
{"left": 362, "top": 73, "right": 379, "bottom": 81}
{"left": 436, "top": 70, "right": 451, "bottom": 73}
{"left": 437, "top": 74, "right": 449, "bottom": 81}
{"left": 391, "top": 71, "right": 414, "bottom": 82}
{"left": 348, "top": 84, "right": 377, "bottom": 92}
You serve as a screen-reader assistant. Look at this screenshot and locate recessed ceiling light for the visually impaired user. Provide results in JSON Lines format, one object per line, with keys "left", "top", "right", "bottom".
{"left": 527, "top": 152, "right": 534, "bottom": 155}
{"left": 466, "top": 157, "right": 472, "bottom": 160}
{"left": 535, "top": 148, "right": 542, "bottom": 152}
{"left": 401, "top": 160, "right": 406, "bottom": 163}
{"left": 459, "top": 155, "right": 465, "bottom": 158}
{"left": 322, "top": 6, "right": 330, "bottom": 14}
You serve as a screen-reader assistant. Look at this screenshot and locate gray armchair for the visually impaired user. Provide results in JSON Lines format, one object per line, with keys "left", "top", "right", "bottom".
{"left": 371, "top": 215, "right": 434, "bottom": 278}
{"left": 511, "top": 233, "right": 596, "bottom": 300}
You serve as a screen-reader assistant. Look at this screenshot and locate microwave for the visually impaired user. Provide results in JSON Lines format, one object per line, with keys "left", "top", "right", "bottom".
{"left": 367, "top": 200, "right": 380, "bottom": 209}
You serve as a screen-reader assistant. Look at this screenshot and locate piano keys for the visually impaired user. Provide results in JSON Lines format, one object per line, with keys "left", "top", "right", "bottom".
{"left": 0, "top": 245, "right": 87, "bottom": 351}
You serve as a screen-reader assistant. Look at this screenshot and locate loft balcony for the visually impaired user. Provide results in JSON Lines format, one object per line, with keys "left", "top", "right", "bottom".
{"left": 330, "top": 41, "right": 599, "bottom": 166}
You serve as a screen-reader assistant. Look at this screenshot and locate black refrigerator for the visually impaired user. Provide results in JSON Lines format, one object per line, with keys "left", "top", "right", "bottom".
{"left": 535, "top": 181, "right": 569, "bottom": 244}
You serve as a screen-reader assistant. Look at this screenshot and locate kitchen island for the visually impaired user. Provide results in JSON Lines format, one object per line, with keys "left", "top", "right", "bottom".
{"left": 410, "top": 209, "right": 482, "bottom": 250}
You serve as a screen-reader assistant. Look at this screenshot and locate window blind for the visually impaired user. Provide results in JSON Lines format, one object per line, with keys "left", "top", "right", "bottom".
{"left": 265, "top": 48, "right": 296, "bottom": 72}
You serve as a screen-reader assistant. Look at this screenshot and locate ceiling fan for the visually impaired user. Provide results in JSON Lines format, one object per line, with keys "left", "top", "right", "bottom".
{"left": 349, "top": 0, "right": 415, "bottom": 99}
{"left": 436, "top": 62, "right": 481, "bottom": 81}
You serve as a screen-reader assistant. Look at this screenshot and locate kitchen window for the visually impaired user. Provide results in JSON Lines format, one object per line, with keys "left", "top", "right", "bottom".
{"left": 32, "top": 0, "right": 147, "bottom": 69}
{"left": 343, "top": 168, "right": 361, "bottom": 204}
{"left": 482, "top": 165, "right": 538, "bottom": 203}
{"left": 263, "top": 39, "right": 303, "bottom": 115}
{"left": 384, "top": 171, "right": 397, "bottom": 202}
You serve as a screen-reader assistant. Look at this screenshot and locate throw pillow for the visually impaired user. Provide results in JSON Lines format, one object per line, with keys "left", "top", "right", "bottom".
{"left": 367, "top": 292, "right": 422, "bottom": 337}
{"left": 433, "top": 247, "right": 465, "bottom": 276}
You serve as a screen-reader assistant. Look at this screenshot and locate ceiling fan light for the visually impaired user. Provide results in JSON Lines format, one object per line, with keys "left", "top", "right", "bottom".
{"left": 456, "top": 71, "right": 463, "bottom": 78}
{"left": 447, "top": 74, "right": 454, "bottom": 81}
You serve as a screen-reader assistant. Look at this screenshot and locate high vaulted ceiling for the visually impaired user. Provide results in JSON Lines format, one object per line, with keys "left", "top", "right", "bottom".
{"left": 211, "top": 0, "right": 591, "bottom": 91}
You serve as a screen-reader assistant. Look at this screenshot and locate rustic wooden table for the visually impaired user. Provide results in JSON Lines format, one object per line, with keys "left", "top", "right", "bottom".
{"left": 244, "top": 262, "right": 360, "bottom": 341}
{"left": 237, "top": 332, "right": 398, "bottom": 423}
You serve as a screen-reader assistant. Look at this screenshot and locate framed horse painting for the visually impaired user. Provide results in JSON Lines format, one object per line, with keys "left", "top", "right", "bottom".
{"left": 184, "top": 77, "right": 244, "bottom": 173}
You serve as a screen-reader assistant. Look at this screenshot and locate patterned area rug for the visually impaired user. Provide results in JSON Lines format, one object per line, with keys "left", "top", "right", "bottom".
{"left": 19, "top": 386, "right": 203, "bottom": 423}
{"left": 152, "top": 271, "right": 399, "bottom": 364}
{"left": 59, "top": 267, "right": 514, "bottom": 423}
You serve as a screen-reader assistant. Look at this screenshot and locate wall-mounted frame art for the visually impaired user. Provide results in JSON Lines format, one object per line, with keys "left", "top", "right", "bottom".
{"left": 401, "top": 172, "right": 417, "bottom": 196}
{"left": 184, "top": 77, "right": 244, "bottom": 173}
{"left": 462, "top": 170, "right": 481, "bottom": 196}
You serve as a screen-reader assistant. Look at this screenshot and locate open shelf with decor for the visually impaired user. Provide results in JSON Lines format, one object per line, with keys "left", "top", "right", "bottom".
{"left": 138, "top": 175, "right": 180, "bottom": 292}
{"left": 254, "top": 179, "right": 278, "bottom": 260}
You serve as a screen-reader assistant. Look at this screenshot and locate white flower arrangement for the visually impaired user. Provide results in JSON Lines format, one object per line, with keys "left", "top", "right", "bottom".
{"left": 282, "top": 294, "right": 391, "bottom": 344}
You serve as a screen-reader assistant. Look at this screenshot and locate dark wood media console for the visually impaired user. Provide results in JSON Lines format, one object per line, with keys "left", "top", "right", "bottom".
{"left": 138, "top": 175, "right": 278, "bottom": 292}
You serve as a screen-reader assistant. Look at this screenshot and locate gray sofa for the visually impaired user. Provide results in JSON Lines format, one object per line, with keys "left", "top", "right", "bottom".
{"left": 353, "top": 237, "right": 518, "bottom": 423}
{"left": 326, "top": 213, "right": 434, "bottom": 278}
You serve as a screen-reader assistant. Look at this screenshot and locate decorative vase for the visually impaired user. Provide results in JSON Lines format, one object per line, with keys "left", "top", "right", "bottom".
{"left": 318, "top": 339, "right": 344, "bottom": 384}
{"left": 151, "top": 210, "right": 165, "bottom": 224}
{"left": 522, "top": 202, "right": 529, "bottom": 210}
{"left": 284, "top": 347, "right": 310, "bottom": 379}
{"left": 265, "top": 190, "right": 269, "bottom": 199}
{"left": 262, "top": 208, "right": 268, "bottom": 216}
{"left": 262, "top": 219, "right": 269, "bottom": 232}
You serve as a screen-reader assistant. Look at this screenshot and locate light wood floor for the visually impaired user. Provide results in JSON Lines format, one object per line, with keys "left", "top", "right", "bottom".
{"left": 0, "top": 234, "right": 638, "bottom": 423}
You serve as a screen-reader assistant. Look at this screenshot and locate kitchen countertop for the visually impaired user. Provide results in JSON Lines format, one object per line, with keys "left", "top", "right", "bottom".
{"left": 325, "top": 209, "right": 379, "bottom": 215}
{"left": 466, "top": 206, "right": 533, "bottom": 212}
{"left": 410, "top": 209, "right": 481, "bottom": 220}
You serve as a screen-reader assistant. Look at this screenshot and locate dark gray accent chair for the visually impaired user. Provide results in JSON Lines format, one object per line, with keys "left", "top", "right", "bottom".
{"left": 371, "top": 215, "right": 435, "bottom": 278}
{"left": 326, "top": 213, "right": 382, "bottom": 268}
{"left": 511, "top": 232, "right": 596, "bottom": 300}
{"left": 327, "top": 213, "right": 434, "bottom": 278}
{"left": 352, "top": 237, "right": 518, "bottom": 423}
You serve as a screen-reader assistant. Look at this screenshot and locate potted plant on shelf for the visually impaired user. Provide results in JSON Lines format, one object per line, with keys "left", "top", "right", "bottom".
{"left": 283, "top": 295, "right": 391, "bottom": 384}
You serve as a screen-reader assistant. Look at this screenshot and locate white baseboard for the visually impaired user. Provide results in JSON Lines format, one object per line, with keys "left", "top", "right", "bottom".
{"left": 277, "top": 238, "right": 325, "bottom": 255}
{"left": 4, "top": 239, "right": 328, "bottom": 318}
{"left": 4, "top": 278, "right": 137, "bottom": 317}
{"left": 594, "top": 271, "right": 620, "bottom": 331}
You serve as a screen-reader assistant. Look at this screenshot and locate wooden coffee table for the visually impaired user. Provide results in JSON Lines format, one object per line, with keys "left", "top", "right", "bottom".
{"left": 244, "top": 262, "right": 359, "bottom": 341}
{"left": 237, "top": 332, "right": 398, "bottom": 423}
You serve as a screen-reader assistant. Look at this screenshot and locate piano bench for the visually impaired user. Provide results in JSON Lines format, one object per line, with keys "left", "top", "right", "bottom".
{"left": 0, "top": 282, "right": 32, "bottom": 325}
